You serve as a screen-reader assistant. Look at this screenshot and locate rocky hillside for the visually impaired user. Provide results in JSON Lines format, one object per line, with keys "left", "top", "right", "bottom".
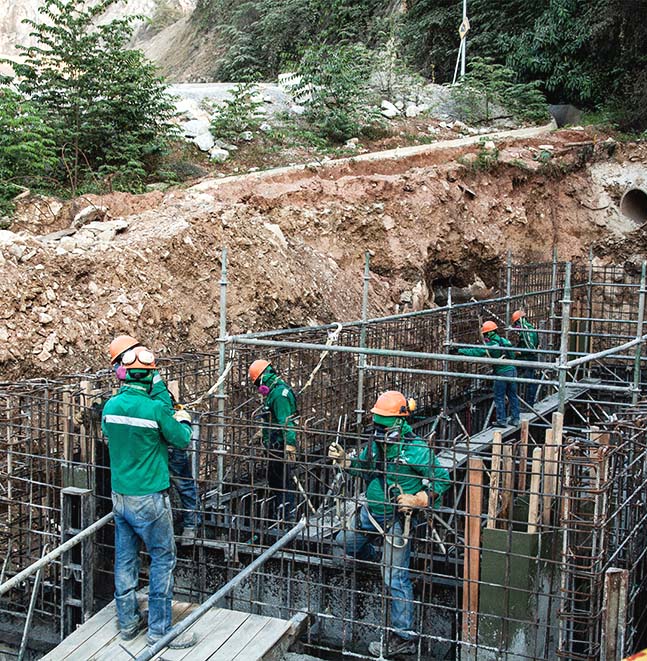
{"left": 1, "top": 127, "right": 645, "bottom": 379}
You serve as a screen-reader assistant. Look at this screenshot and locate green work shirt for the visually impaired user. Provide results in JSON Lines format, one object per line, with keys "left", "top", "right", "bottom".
{"left": 513, "top": 318, "right": 539, "bottom": 359}
{"left": 458, "top": 333, "right": 516, "bottom": 375}
{"left": 349, "top": 422, "right": 450, "bottom": 517}
{"left": 101, "top": 383, "right": 191, "bottom": 495}
{"left": 261, "top": 375, "right": 298, "bottom": 448}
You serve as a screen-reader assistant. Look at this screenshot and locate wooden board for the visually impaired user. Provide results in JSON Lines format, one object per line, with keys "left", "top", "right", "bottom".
{"left": 43, "top": 598, "right": 292, "bottom": 661}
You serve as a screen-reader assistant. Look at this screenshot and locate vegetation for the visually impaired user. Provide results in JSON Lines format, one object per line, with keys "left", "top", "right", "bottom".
{"left": 209, "top": 82, "right": 264, "bottom": 143}
{"left": 7, "top": 0, "right": 176, "bottom": 197}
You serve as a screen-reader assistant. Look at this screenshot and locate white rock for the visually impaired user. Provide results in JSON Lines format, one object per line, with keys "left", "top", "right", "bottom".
{"left": 483, "top": 141, "right": 497, "bottom": 150}
{"left": 405, "top": 103, "right": 420, "bottom": 118}
{"left": 45, "top": 288, "right": 56, "bottom": 302}
{"left": 394, "top": 100, "right": 404, "bottom": 110}
{"left": 182, "top": 119, "right": 211, "bottom": 138}
{"left": 290, "top": 104, "right": 306, "bottom": 115}
{"left": 0, "top": 230, "right": 24, "bottom": 245}
{"left": 263, "top": 95, "right": 274, "bottom": 104}
{"left": 193, "top": 132, "right": 215, "bottom": 152}
{"left": 37, "top": 349, "right": 52, "bottom": 362}
{"left": 345, "top": 141, "right": 357, "bottom": 150}
{"left": 453, "top": 120, "right": 468, "bottom": 132}
{"left": 209, "top": 148, "right": 229, "bottom": 162}
{"left": 83, "top": 219, "right": 128, "bottom": 234}
{"left": 116, "top": 294, "right": 129, "bottom": 304}
{"left": 72, "top": 205, "right": 108, "bottom": 228}
{"left": 0, "top": 327, "right": 7, "bottom": 341}
{"left": 241, "top": 131, "right": 254, "bottom": 141}
{"left": 97, "top": 229, "right": 117, "bottom": 243}
{"left": 8, "top": 244, "right": 26, "bottom": 260}
{"left": 39, "top": 312, "right": 53, "bottom": 324}
{"left": 174, "top": 98, "right": 207, "bottom": 121}
{"left": 380, "top": 100, "right": 399, "bottom": 118}
{"left": 260, "top": 123, "right": 272, "bottom": 132}
{"left": 538, "top": 144, "right": 555, "bottom": 151}
{"left": 59, "top": 237, "right": 76, "bottom": 252}
{"left": 263, "top": 223, "right": 288, "bottom": 250}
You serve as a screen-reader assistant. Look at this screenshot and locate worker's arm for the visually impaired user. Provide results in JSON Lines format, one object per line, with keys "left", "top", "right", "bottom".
{"left": 271, "top": 391, "right": 297, "bottom": 447}
{"left": 348, "top": 444, "right": 373, "bottom": 478}
{"left": 457, "top": 346, "right": 487, "bottom": 357}
{"left": 156, "top": 402, "right": 192, "bottom": 449}
{"left": 409, "top": 442, "right": 451, "bottom": 503}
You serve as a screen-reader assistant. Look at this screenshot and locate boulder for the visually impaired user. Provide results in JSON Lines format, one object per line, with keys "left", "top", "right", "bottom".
{"left": 72, "top": 205, "right": 108, "bottom": 228}
{"left": 549, "top": 104, "right": 583, "bottom": 128}
{"left": 0, "top": 230, "right": 25, "bottom": 245}
{"left": 182, "top": 119, "right": 211, "bottom": 138}
{"left": 241, "top": 131, "right": 254, "bottom": 141}
{"left": 209, "top": 148, "right": 229, "bottom": 163}
{"left": 380, "top": 100, "right": 399, "bottom": 118}
{"left": 193, "top": 132, "right": 215, "bottom": 152}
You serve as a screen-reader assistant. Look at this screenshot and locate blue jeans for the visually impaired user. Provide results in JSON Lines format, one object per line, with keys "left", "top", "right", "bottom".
{"left": 494, "top": 369, "right": 520, "bottom": 424}
{"left": 518, "top": 366, "right": 538, "bottom": 407}
{"left": 168, "top": 448, "right": 201, "bottom": 528}
{"left": 335, "top": 506, "right": 415, "bottom": 640}
{"left": 112, "top": 492, "right": 176, "bottom": 638}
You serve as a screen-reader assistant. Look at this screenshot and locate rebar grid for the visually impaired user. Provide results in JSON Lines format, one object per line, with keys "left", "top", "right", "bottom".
{"left": 2, "top": 259, "right": 647, "bottom": 660}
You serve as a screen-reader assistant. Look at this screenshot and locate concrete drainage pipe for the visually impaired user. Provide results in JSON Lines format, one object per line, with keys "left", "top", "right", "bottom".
{"left": 620, "top": 187, "right": 647, "bottom": 224}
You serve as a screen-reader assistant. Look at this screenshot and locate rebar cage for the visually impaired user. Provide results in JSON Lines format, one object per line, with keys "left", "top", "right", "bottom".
{"left": 2, "top": 256, "right": 647, "bottom": 660}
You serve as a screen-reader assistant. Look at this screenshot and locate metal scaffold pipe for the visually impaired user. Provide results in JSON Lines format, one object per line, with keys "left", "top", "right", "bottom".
{"left": 558, "top": 262, "right": 572, "bottom": 414}
{"left": 216, "top": 246, "right": 228, "bottom": 507}
{"left": 0, "top": 513, "right": 114, "bottom": 597}
{"left": 355, "top": 251, "right": 371, "bottom": 429}
{"left": 632, "top": 261, "right": 647, "bottom": 405}
{"left": 230, "top": 338, "right": 557, "bottom": 371}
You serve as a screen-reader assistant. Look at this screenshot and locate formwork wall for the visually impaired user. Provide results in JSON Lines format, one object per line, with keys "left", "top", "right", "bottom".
{"left": 2, "top": 260, "right": 647, "bottom": 659}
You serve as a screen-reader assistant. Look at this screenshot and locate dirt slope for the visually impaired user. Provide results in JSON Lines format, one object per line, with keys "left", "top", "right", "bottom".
{"left": 1, "top": 129, "right": 645, "bottom": 379}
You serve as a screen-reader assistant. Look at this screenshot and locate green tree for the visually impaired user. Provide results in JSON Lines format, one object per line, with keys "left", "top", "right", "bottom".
{"left": 297, "top": 43, "right": 379, "bottom": 143}
{"left": 10, "top": 0, "right": 176, "bottom": 194}
{"left": 0, "top": 86, "right": 57, "bottom": 216}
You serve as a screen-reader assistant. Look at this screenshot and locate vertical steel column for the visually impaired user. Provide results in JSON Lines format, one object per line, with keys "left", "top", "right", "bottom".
{"left": 549, "top": 246, "right": 559, "bottom": 353}
{"left": 60, "top": 487, "right": 95, "bottom": 638}
{"left": 216, "top": 247, "right": 228, "bottom": 508}
{"left": 355, "top": 251, "right": 371, "bottom": 429}
{"left": 441, "top": 286, "right": 452, "bottom": 438}
{"left": 632, "top": 261, "right": 646, "bottom": 405}
{"left": 505, "top": 249, "right": 512, "bottom": 337}
{"left": 601, "top": 568, "right": 629, "bottom": 661}
{"left": 558, "top": 262, "right": 572, "bottom": 415}
{"left": 585, "top": 247, "right": 594, "bottom": 377}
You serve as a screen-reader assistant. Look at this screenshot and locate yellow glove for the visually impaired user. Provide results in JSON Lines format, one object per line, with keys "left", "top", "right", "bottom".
{"left": 397, "top": 491, "right": 430, "bottom": 513}
{"left": 285, "top": 445, "right": 297, "bottom": 462}
{"left": 328, "top": 442, "right": 350, "bottom": 469}
{"left": 173, "top": 409, "right": 192, "bottom": 426}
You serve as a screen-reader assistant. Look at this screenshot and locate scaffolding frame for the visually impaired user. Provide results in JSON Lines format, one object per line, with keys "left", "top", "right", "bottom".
{"left": 2, "top": 251, "right": 647, "bottom": 660}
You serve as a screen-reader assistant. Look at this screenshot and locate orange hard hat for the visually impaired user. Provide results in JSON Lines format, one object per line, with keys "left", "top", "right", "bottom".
{"left": 511, "top": 310, "right": 525, "bottom": 324}
{"left": 120, "top": 346, "right": 156, "bottom": 370}
{"left": 371, "top": 391, "right": 414, "bottom": 417}
{"left": 109, "top": 335, "right": 140, "bottom": 364}
{"left": 481, "top": 320, "right": 498, "bottom": 334}
{"left": 248, "top": 359, "right": 271, "bottom": 384}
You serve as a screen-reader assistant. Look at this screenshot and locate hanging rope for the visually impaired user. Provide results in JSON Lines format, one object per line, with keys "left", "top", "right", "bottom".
{"left": 185, "top": 360, "right": 234, "bottom": 408}
{"left": 298, "top": 322, "right": 343, "bottom": 395}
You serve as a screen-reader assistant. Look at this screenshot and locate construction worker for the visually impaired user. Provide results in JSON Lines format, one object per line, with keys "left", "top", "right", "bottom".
{"left": 109, "top": 335, "right": 202, "bottom": 544}
{"left": 101, "top": 347, "right": 196, "bottom": 648}
{"left": 453, "top": 321, "right": 520, "bottom": 427}
{"left": 328, "top": 391, "right": 450, "bottom": 659}
{"left": 248, "top": 359, "right": 298, "bottom": 521}
{"left": 511, "top": 310, "right": 540, "bottom": 407}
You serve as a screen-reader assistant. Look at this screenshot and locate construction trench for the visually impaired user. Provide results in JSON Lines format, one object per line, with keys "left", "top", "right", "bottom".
{"left": 2, "top": 252, "right": 647, "bottom": 660}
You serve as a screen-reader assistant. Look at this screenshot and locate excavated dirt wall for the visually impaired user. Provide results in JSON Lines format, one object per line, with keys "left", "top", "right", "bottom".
{"left": 1, "top": 129, "right": 645, "bottom": 379}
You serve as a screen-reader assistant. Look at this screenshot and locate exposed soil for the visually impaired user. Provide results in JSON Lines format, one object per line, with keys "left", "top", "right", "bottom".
{"left": 1, "top": 128, "right": 646, "bottom": 379}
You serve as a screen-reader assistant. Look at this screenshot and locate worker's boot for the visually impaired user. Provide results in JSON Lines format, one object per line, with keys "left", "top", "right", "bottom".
{"left": 368, "top": 633, "right": 417, "bottom": 659}
{"left": 492, "top": 420, "right": 507, "bottom": 428}
{"left": 147, "top": 631, "right": 197, "bottom": 649}
{"left": 120, "top": 609, "right": 147, "bottom": 641}
{"left": 180, "top": 527, "right": 197, "bottom": 546}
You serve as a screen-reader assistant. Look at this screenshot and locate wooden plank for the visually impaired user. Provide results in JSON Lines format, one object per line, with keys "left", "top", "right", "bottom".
{"left": 207, "top": 613, "right": 272, "bottom": 660}
{"left": 542, "top": 428, "right": 555, "bottom": 526}
{"left": 94, "top": 602, "right": 194, "bottom": 661}
{"left": 230, "top": 618, "right": 292, "bottom": 661}
{"left": 486, "top": 432, "right": 502, "bottom": 529}
{"left": 161, "top": 609, "right": 251, "bottom": 661}
{"left": 41, "top": 602, "right": 119, "bottom": 660}
{"left": 518, "top": 419, "right": 529, "bottom": 492}
{"left": 499, "top": 444, "right": 514, "bottom": 521}
{"left": 461, "top": 457, "right": 484, "bottom": 659}
{"left": 527, "top": 447, "right": 543, "bottom": 534}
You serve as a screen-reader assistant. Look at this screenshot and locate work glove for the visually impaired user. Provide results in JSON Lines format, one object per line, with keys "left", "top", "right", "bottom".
{"left": 397, "top": 491, "right": 430, "bottom": 513}
{"left": 173, "top": 409, "right": 193, "bottom": 427}
{"left": 285, "top": 444, "right": 297, "bottom": 462}
{"left": 448, "top": 346, "right": 460, "bottom": 355}
{"left": 328, "top": 442, "right": 350, "bottom": 469}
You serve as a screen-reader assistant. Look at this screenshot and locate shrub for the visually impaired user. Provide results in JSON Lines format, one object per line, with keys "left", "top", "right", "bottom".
{"left": 209, "top": 82, "right": 264, "bottom": 143}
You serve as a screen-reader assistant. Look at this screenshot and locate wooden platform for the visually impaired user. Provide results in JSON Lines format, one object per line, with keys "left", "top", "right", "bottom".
{"left": 43, "top": 597, "right": 298, "bottom": 661}
{"left": 437, "top": 380, "right": 597, "bottom": 469}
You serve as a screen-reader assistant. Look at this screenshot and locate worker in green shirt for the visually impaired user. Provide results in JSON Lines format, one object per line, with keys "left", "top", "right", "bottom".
{"left": 453, "top": 320, "right": 520, "bottom": 427}
{"left": 511, "top": 309, "right": 540, "bottom": 406}
{"left": 328, "top": 390, "right": 450, "bottom": 659}
{"left": 248, "top": 359, "right": 299, "bottom": 521}
{"left": 101, "top": 346, "right": 196, "bottom": 649}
